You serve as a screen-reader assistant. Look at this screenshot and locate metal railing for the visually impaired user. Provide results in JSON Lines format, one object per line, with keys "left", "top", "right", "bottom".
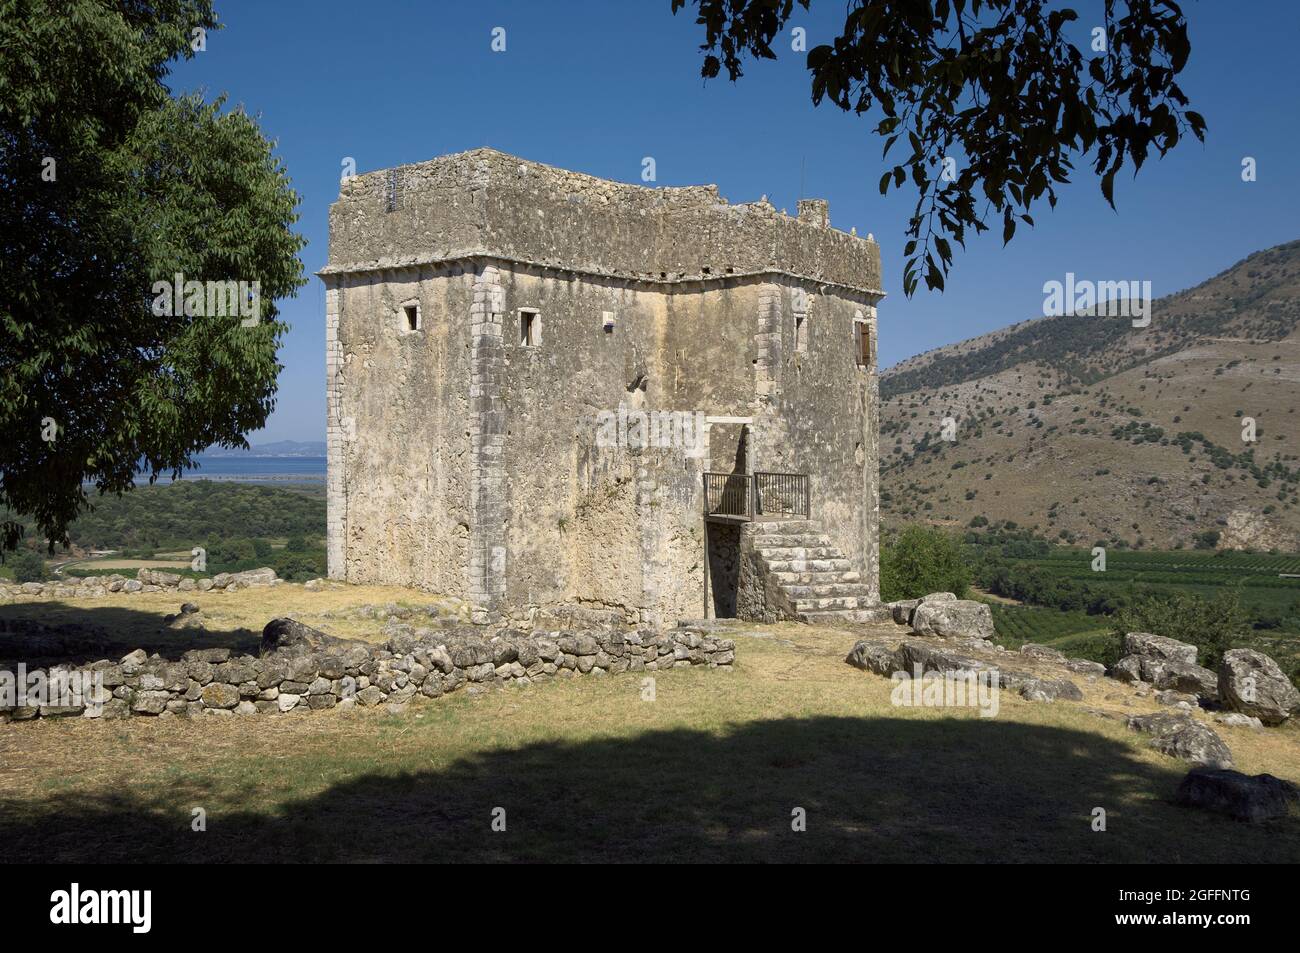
{"left": 754, "top": 471, "right": 809, "bottom": 518}
{"left": 703, "top": 471, "right": 808, "bottom": 520}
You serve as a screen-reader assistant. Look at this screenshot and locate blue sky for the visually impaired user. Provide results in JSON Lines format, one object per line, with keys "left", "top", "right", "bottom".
{"left": 171, "top": 0, "right": 1300, "bottom": 444}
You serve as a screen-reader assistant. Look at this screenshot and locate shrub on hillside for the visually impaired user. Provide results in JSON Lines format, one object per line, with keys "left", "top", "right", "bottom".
{"left": 4, "top": 548, "right": 47, "bottom": 583}
{"left": 1111, "top": 590, "right": 1250, "bottom": 669}
{"left": 880, "top": 525, "right": 970, "bottom": 602}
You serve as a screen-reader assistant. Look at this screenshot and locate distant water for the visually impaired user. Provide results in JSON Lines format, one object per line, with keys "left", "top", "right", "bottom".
{"left": 136, "top": 455, "right": 327, "bottom": 485}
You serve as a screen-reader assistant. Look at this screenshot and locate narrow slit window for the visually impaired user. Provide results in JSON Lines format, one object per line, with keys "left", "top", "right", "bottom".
{"left": 402, "top": 303, "right": 420, "bottom": 332}
{"left": 794, "top": 313, "right": 807, "bottom": 354}
{"left": 519, "top": 309, "right": 540, "bottom": 346}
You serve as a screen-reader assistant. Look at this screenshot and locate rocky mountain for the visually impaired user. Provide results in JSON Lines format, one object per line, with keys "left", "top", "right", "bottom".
{"left": 880, "top": 240, "right": 1300, "bottom": 550}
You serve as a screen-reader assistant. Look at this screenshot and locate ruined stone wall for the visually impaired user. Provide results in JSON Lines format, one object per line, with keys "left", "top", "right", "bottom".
{"left": 327, "top": 266, "right": 476, "bottom": 597}
{"left": 324, "top": 149, "right": 883, "bottom": 294}
{"left": 754, "top": 281, "right": 881, "bottom": 599}
{"left": 0, "top": 623, "right": 736, "bottom": 723}
{"left": 488, "top": 269, "right": 765, "bottom": 626}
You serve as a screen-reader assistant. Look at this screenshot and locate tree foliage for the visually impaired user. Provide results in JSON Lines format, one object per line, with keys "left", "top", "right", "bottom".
{"left": 1112, "top": 589, "right": 1250, "bottom": 669}
{"left": 672, "top": 0, "right": 1204, "bottom": 294}
{"left": 0, "top": 1, "right": 307, "bottom": 552}
{"left": 880, "top": 524, "right": 971, "bottom": 600}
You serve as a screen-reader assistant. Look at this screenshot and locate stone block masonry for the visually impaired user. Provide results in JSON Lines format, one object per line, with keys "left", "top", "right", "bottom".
{"left": 319, "top": 148, "right": 885, "bottom": 624}
{"left": 0, "top": 622, "right": 735, "bottom": 723}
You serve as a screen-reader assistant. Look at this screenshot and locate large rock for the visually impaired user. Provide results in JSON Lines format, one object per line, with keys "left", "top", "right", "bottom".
{"left": 1109, "top": 655, "right": 1143, "bottom": 683}
{"left": 1065, "top": 658, "right": 1107, "bottom": 678}
{"left": 137, "top": 567, "right": 182, "bottom": 587}
{"left": 233, "top": 567, "right": 278, "bottom": 587}
{"left": 845, "top": 641, "right": 898, "bottom": 676}
{"left": 1122, "top": 632, "right": 1198, "bottom": 665}
{"left": 909, "top": 600, "right": 995, "bottom": 641}
{"left": 1019, "top": 677, "right": 1083, "bottom": 703}
{"left": 1217, "top": 648, "right": 1300, "bottom": 726}
{"left": 261, "top": 618, "right": 365, "bottom": 658}
{"left": 1126, "top": 713, "right": 1233, "bottom": 768}
{"left": 1174, "top": 767, "right": 1298, "bottom": 822}
{"left": 895, "top": 640, "right": 989, "bottom": 677}
{"left": 886, "top": 599, "right": 919, "bottom": 625}
{"left": 1020, "top": 643, "right": 1066, "bottom": 662}
{"left": 1150, "top": 660, "right": 1219, "bottom": 700}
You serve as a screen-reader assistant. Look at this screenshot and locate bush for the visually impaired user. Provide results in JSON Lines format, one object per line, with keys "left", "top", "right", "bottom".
{"left": 4, "top": 548, "right": 47, "bottom": 583}
{"left": 272, "top": 549, "right": 325, "bottom": 582}
{"left": 1112, "top": 590, "right": 1250, "bottom": 669}
{"left": 880, "top": 525, "right": 970, "bottom": 601}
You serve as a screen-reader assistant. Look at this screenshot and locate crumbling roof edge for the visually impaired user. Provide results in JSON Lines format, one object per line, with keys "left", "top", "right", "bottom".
{"left": 316, "top": 251, "right": 885, "bottom": 302}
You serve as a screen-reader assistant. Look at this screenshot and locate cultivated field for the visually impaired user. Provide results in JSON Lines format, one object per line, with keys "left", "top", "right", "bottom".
{"left": 1, "top": 584, "right": 1298, "bottom": 862}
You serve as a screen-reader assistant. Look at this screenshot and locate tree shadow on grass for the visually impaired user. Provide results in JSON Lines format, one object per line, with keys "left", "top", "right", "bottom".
{"left": 0, "top": 602, "right": 262, "bottom": 668}
{"left": 3, "top": 715, "right": 1296, "bottom": 863}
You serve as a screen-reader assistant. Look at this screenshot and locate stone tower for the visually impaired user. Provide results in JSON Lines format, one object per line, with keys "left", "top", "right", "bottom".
{"left": 320, "top": 149, "right": 884, "bottom": 626}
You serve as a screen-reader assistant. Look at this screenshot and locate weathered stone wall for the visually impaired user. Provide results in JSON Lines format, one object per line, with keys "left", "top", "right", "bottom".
{"left": 327, "top": 266, "right": 476, "bottom": 596}
{"left": 324, "top": 149, "right": 883, "bottom": 294}
{"left": 0, "top": 623, "right": 736, "bottom": 723}
{"left": 321, "top": 149, "right": 884, "bottom": 622}
{"left": 0, "top": 566, "right": 280, "bottom": 601}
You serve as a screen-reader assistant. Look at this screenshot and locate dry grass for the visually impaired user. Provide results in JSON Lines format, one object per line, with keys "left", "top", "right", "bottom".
{"left": 1, "top": 588, "right": 1298, "bottom": 863}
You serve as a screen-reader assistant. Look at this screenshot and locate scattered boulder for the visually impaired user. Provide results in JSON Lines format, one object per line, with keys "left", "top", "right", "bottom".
{"left": 886, "top": 599, "right": 919, "bottom": 625}
{"left": 1215, "top": 712, "right": 1264, "bottom": 730}
{"left": 1109, "top": 656, "right": 1143, "bottom": 684}
{"left": 909, "top": 600, "right": 995, "bottom": 642}
{"left": 1019, "top": 677, "right": 1084, "bottom": 703}
{"left": 845, "top": 640, "right": 898, "bottom": 677}
{"left": 1217, "top": 648, "right": 1300, "bottom": 726}
{"left": 1126, "top": 712, "right": 1233, "bottom": 768}
{"left": 260, "top": 618, "right": 365, "bottom": 657}
{"left": 895, "top": 640, "right": 993, "bottom": 679}
{"left": 1020, "top": 643, "right": 1066, "bottom": 662}
{"left": 1175, "top": 767, "right": 1298, "bottom": 822}
{"left": 1155, "top": 689, "right": 1199, "bottom": 710}
{"left": 1123, "top": 632, "right": 1199, "bottom": 665}
{"left": 1065, "top": 658, "right": 1107, "bottom": 678}
{"left": 1150, "top": 660, "right": 1219, "bottom": 701}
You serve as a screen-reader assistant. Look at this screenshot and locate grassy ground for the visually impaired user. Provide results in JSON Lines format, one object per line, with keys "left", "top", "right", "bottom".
{"left": 0, "top": 584, "right": 465, "bottom": 665}
{"left": 1, "top": 586, "right": 1298, "bottom": 863}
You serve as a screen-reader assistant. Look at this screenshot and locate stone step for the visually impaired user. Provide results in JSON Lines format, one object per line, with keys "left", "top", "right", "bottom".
{"left": 764, "top": 557, "right": 853, "bottom": 574}
{"left": 757, "top": 546, "right": 842, "bottom": 560}
{"left": 772, "top": 570, "right": 861, "bottom": 585}
{"left": 784, "top": 583, "right": 875, "bottom": 600}
{"left": 792, "top": 594, "right": 878, "bottom": 611}
{"left": 799, "top": 606, "right": 895, "bottom": 626}
{"left": 750, "top": 534, "right": 832, "bottom": 549}
{"left": 747, "top": 519, "right": 819, "bottom": 534}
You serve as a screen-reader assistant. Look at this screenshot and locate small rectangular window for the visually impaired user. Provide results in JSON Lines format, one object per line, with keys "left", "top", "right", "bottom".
{"left": 794, "top": 313, "right": 807, "bottom": 354}
{"left": 854, "top": 316, "right": 871, "bottom": 367}
{"left": 403, "top": 303, "right": 420, "bottom": 332}
{"left": 519, "top": 309, "right": 540, "bottom": 346}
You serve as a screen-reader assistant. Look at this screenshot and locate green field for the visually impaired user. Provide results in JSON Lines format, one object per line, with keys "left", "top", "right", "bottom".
{"left": 1012, "top": 548, "right": 1300, "bottom": 619}
{"left": 979, "top": 546, "right": 1300, "bottom": 674}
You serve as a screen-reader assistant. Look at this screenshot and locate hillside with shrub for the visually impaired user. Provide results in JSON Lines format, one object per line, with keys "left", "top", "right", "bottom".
{"left": 881, "top": 240, "right": 1300, "bottom": 551}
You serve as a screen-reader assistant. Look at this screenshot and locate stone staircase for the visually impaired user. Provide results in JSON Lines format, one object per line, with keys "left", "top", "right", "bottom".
{"left": 745, "top": 518, "right": 890, "bottom": 625}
